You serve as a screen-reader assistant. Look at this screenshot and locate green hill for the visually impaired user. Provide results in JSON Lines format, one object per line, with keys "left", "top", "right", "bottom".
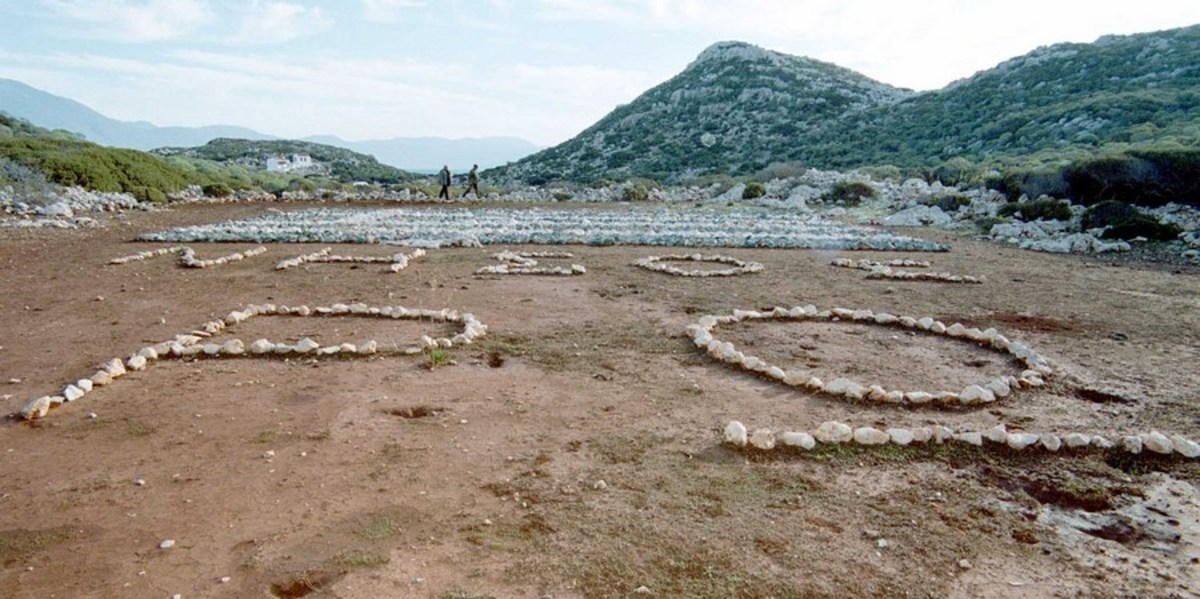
{"left": 491, "top": 26, "right": 1200, "bottom": 185}
{"left": 153, "top": 138, "right": 417, "bottom": 184}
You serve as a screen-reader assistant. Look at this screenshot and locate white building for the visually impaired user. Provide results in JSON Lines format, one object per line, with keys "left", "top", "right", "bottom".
{"left": 265, "top": 154, "right": 315, "bottom": 173}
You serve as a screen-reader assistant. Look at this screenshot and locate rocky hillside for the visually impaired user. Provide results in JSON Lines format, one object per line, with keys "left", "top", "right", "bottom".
{"left": 492, "top": 41, "right": 913, "bottom": 183}
{"left": 153, "top": 138, "right": 415, "bottom": 184}
{"left": 495, "top": 26, "right": 1200, "bottom": 183}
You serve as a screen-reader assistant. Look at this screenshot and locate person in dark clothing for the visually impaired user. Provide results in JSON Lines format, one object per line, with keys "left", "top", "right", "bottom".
{"left": 437, "top": 164, "right": 451, "bottom": 200}
{"left": 464, "top": 164, "right": 481, "bottom": 198}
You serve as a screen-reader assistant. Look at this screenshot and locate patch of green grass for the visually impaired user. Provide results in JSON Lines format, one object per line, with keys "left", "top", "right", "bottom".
{"left": 334, "top": 550, "right": 389, "bottom": 568}
{"left": 355, "top": 513, "right": 400, "bottom": 541}
{"left": 426, "top": 349, "right": 454, "bottom": 369}
{"left": 255, "top": 429, "right": 279, "bottom": 444}
{"left": 0, "top": 526, "right": 75, "bottom": 562}
{"left": 124, "top": 419, "right": 156, "bottom": 437}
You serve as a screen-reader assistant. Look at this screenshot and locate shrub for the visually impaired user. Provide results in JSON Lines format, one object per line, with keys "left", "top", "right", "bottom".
{"left": 552, "top": 191, "right": 573, "bottom": 202}
{"left": 621, "top": 185, "right": 649, "bottom": 202}
{"left": 997, "top": 197, "right": 1073, "bottom": 222}
{"left": 1100, "top": 215, "right": 1182, "bottom": 241}
{"left": 925, "top": 194, "right": 971, "bottom": 213}
{"left": 742, "top": 181, "right": 766, "bottom": 199}
{"left": 755, "top": 161, "right": 808, "bottom": 181}
{"left": 130, "top": 186, "right": 167, "bottom": 204}
{"left": 823, "top": 181, "right": 877, "bottom": 206}
{"left": 201, "top": 183, "right": 234, "bottom": 198}
{"left": 1081, "top": 200, "right": 1139, "bottom": 230}
{"left": 590, "top": 179, "right": 615, "bottom": 189}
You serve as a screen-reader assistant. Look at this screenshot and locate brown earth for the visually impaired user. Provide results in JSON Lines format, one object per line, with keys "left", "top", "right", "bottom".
{"left": 0, "top": 203, "right": 1198, "bottom": 599}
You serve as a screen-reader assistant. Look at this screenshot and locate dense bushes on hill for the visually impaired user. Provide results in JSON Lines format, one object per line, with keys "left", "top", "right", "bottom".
{"left": 989, "top": 147, "right": 1200, "bottom": 208}
{"left": 0, "top": 137, "right": 192, "bottom": 193}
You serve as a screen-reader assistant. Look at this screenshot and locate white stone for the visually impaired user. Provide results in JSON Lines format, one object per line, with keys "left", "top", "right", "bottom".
{"left": 295, "top": 338, "right": 320, "bottom": 353}
{"left": 249, "top": 339, "right": 274, "bottom": 354}
{"left": 887, "top": 429, "right": 914, "bottom": 446}
{"left": 1170, "top": 436, "right": 1200, "bottom": 458}
{"left": 126, "top": 355, "right": 148, "bottom": 371}
{"left": 159, "top": 539, "right": 175, "bottom": 549}
{"left": 930, "top": 322, "right": 947, "bottom": 334}
{"left": 910, "top": 428, "right": 933, "bottom": 443}
{"left": 916, "top": 317, "right": 934, "bottom": 330}
{"left": 221, "top": 339, "right": 245, "bottom": 355}
{"left": 984, "top": 379, "right": 1011, "bottom": 399}
{"left": 1040, "top": 434, "right": 1062, "bottom": 452}
{"left": 1142, "top": 432, "right": 1173, "bottom": 455}
{"left": 1091, "top": 435, "right": 1114, "bottom": 449}
{"left": 1006, "top": 433, "right": 1039, "bottom": 450}
{"left": 805, "top": 377, "right": 824, "bottom": 391}
{"left": 1122, "top": 435, "right": 1143, "bottom": 454}
{"left": 63, "top": 384, "right": 85, "bottom": 402}
{"left": 1063, "top": 433, "right": 1091, "bottom": 448}
{"left": 956, "top": 432, "right": 983, "bottom": 446}
{"left": 201, "top": 344, "right": 221, "bottom": 356}
{"left": 749, "top": 429, "right": 776, "bottom": 450}
{"left": 983, "top": 424, "right": 1008, "bottom": 444}
{"left": 765, "top": 366, "right": 786, "bottom": 381}
{"left": 90, "top": 370, "right": 113, "bottom": 386}
{"left": 960, "top": 385, "right": 994, "bottom": 404}
{"left": 814, "top": 421, "right": 853, "bottom": 444}
{"left": 854, "top": 427, "right": 890, "bottom": 445}
{"left": 824, "top": 378, "right": 855, "bottom": 397}
{"left": 103, "top": 358, "right": 126, "bottom": 377}
{"left": 932, "top": 426, "right": 955, "bottom": 443}
{"left": 21, "top": 396, "right": 52, "bottom": 419}
{"left": 779, "top": 432, "right": 816, "bottom": 450}
{"left": 76, "top": 379, "right": 93, "bottom": 392}
{"left": 905, "top": 391, "right": 934, "bottom": 404}
{"left": 358, "top": 340, "right": 378, "bottom": 355}
{"left": 723, "top": 421, "right": 747, "bottom": 447}
{"left": 946, "top": 323, "right": 967, "bottom": 337}
{"left": 137, "top": 347, "right": 159, "bottom": 360}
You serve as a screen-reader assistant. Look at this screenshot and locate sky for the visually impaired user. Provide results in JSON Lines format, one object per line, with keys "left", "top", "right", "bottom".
{"left": 1, "top": 1, "right": 1198, "bottom": 147}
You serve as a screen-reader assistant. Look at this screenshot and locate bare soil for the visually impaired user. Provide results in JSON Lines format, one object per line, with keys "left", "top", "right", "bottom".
{"left": 1, "top": 203, "right": 1198, "bottom": 599}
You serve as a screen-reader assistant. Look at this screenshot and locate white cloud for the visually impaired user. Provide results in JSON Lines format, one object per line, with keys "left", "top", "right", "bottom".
{"left": 361, "top": 0, "right": 426, "bottom": 23}
{"left": 230, "top": 1, "right": 331, "bottom": 45}
{"left": 40, "top": 0, "right": 213, "bottom": 42}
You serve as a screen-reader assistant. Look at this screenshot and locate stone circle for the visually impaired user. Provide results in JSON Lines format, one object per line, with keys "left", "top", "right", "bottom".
{"left": 633, "top": 253, "right": 764, "bottom": 277}
{"left": 18, "top": 303, "right": 488, "bottom": 421}
{"left": 692, "top": 305, "right": 1198, "bottom": 460}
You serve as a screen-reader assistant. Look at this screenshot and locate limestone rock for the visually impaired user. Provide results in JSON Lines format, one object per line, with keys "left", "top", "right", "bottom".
{"left": 103, "top": 358, "right": 126, "bottom": 377}
{"left": 1040, "top": 433, "right": 1062, "bottom": 452}
{"left": 960, "top": 385, "right": 995, "bottom": 404}
{"left": 249, "top": 339, "right": 274, "bottom": 354}
{"left": 932, "top": 426, "right": 955, "bottom": 443}
{"left": 779, "top": 432, "right": 816, "bottom": 450}
{"left": 1006, "top": 433, "right": 1039, "bottom": 450}
{"left": 724, "top": 421, "right": 748, "bottom": 447}
{"left": 76, "top": 379, "right": 93, "bottom": 392}
{"left": 956, "top": 432, "right": 983, "bottom": 446}
{"left": 814, "top": 421, "right": 853, "bottom": 444}
{"left": 1122, "top": 435, "right": 1143, "bottom": 455}
{"left": 853, "top": 427, "right": 890, "bottom": 445}
{"left": 21, "top": 396, "right": 52, "bottom": 419}
{"left": 63, "top": 384, "right": 85, "bottom": 402}
{"left": 887, "top": 428, "right": 914, "bottom": 446}
{"left": 221, "top": 339, "right": 245, "bottom": 355}
{"left": 1063, "top": 433, "right": 1091, "bottom": 448}
{"left": 1171, "top": 436, "right": 1200, "bottom": 458}
{"left": 126, "top": 355, "right": 148, "bottom": 371}
{"left": 295, "top": 338, "right": 320, "bottom": 353}
{"left": 749, "top": 429, "right": 776, "bottom": 450}
{"left": 1142, "top": 432, "right": 1173, "bottom": 455}
{"left": 983, "top": 424, "right": 1008, "bottom": 444}
{"left": 90, "top": 370, "right": 113, "bottom": 386}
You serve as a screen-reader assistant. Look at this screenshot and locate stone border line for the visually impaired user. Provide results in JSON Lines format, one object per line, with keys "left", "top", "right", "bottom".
{"left": 275, "top": 247, "right": 426, "bottom": 273}
{"left": 18, "top": 302, "right": 488, "bottom": 420}
{"left": 475, "top": 250, "right": 586, "bottom": 276}
{"left": 633, "top": 253, "right": 765, "bottom": 277}
{"left": 109, "top": 246, "right": 268, "bottom": 269}
{"left": 687, "top": 305, "right": 1049, "bottom": 406}
{"left": 831, "top": 258, "right": 984, "bottom": 284}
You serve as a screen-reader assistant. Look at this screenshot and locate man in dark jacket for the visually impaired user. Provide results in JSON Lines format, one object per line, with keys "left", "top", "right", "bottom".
{"left": 464, "top": 164, "right": 481, "bottom": 198}
{"left": 437, "top": 165, "right": 451, "bottom": 200}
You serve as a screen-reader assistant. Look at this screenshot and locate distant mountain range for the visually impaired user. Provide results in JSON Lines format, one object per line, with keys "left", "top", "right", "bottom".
{"left": 0, "top": 78, "right": 540, "bottom": 171}
{"left": 493, "top": 25, "right": 1200, "bottom": 183}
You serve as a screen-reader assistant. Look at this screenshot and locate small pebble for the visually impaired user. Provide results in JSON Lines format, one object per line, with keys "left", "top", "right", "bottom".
{"left": 159, "top": 539, "right": 175, "bottom": 549}
{"left": 135, "top": 479, "right": 145, "bottom": 487}
{"left": 958, "top": 559, "right": 972, "bottom": 570}
{"left": 593, "top": 480, "right": 608, "bottom": 490}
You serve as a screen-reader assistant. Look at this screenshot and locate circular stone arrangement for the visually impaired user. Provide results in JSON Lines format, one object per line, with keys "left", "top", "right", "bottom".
{"left": 19, "top": 302, "right": 488, "bottom": 420}
{"left": 475, "top": 250, "right": 586, "bottom": 276}
{"left": 275, "top": 247, "right": 426, "bottom": 273}
{"left": 633, "top": 253, "right": 764, "bottom": 277}
{"left": 830, "top": 258, "right": 983, "bottom": 284}
{"left": 110, "top": 246, "right": 268, "bottom": 269}
{"left": 688, "top": 305, "right": 1198, "bottom": 459}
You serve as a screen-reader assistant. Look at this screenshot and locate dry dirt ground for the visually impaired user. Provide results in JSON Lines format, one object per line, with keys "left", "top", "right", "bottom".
{"left": 1, "top": 203, "right": 1198, "bottom": 599}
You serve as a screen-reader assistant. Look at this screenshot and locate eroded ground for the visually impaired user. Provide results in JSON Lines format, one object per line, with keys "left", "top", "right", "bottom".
{"left": 1, "top": 203, "right": 1197, "bottom": 598}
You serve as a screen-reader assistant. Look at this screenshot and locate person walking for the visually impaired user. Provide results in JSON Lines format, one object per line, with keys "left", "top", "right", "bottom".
{"left": 464, "top": 164, "right": 481, "bottom": 198}
{"left": 437, "top": 164, "right": 451, "bottom": 200}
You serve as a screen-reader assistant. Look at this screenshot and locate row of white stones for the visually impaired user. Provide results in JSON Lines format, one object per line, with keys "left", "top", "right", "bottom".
{"left": 274, "top": 247, "right": 426, "bottom": 273}
{"left": 633, "top": 254, "right": 765, "bottom": 277}
{"left": 19, "top": 303, "right": 488, "bottom": 420}
{"left": 475, "top": 250, "right": 586, "bottom": 276}
{"left": 686, "top": 305, "right": 1052, "bottom": 406}
{"left": 830, "top": 258, "right": 984, "bottom": 284}
{"left": 109, "top": 246, "right": 268, "bottom": 269}
{"left": 723, "top": 420, "right": 1200, "bottom": 459}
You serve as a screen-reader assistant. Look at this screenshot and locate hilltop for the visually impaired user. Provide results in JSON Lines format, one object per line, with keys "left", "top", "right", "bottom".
{"left": 493, "top": 26, "right": 1200, "bottom": 183}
